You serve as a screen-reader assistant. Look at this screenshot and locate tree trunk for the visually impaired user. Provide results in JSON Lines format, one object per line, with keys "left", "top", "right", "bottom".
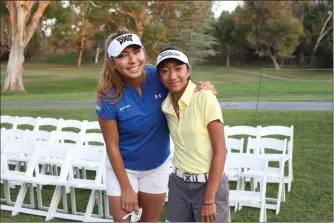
{"left": 310, "top": 12, "right": 332, "bottom": 66}
{"left": 225, "top": 55, "right": 230, "bottom": 67}
{"left": 95, "top": 45, "right": 100, "bottom": 64}
{"left": 269, "top": 52, "right": 280, "bottom": 70}
{"left": 77, "top": 19, "right": 88, "bottom": 68}
{"left": 3, "top": 37, "right": 25, "bottom": 92}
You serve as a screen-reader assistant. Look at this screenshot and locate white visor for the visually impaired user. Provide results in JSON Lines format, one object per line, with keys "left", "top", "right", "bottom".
{"left": 107, "top": 34, "right": 144, "bottom": 57}
{"left": 156, "top": 50, "right": 190, "bottom": 68}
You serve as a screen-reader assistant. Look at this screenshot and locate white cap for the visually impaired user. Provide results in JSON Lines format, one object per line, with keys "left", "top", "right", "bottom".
{"left": 156, "top": 49, "right": 190, "bottom": 68}
{"left": 107, "top": 34, "right": 144, "bottom": 57}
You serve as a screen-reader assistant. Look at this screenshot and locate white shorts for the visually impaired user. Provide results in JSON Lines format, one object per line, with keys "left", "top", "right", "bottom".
{"left": 105, "top": 158, "right": 172, "bottom": 196}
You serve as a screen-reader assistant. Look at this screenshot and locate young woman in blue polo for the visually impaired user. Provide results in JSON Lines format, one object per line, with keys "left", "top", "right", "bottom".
{"left": 95, "top": 27, "right": 216, "bottom": 222}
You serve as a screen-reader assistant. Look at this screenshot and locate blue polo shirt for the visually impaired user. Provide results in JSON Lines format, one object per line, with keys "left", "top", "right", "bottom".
{"left": 96, "top": 65, "right": 170, "bottom": 171}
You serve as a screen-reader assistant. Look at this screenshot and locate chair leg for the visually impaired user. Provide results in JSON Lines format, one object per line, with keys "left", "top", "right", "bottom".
{"left": 281, "top": 182, "right": 286, "bottom": 202}
{"left": 70, "top": 187, "right": 78, "bottom": 214}
{"left": 3, "top": 180, "right": 14, "bottom": 205}
{"left": 275, "top": 179, "right": 283, "bottom": 215}
{"left": 12, "top": 183, "right": 29, "bottom": 216}
{"left": 46, "top": 185, "right": 63, "bottom": 221}
{"left": 29, "top": 183, "right": 35, "bottom": 208}
{"left": 83, "top": 190, "right": 97, "bottom": 222}
{"left": 97, "top": 190, "right": 103, "bottom": 217}
{"left": 104, "top": 192, "right": 112, "bottom": 219}
{"left": 62, "top": 187, "right": 68, "bottom": 213}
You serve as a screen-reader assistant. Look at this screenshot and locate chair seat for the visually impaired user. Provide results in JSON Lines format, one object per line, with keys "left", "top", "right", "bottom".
{"left": 229, "top": 190, "right": 262, "bottom": 204}
{"left": 52, "top": 179, "right": 105, "bottom": 190}
{"left": 72, "top": 160, "right": 100, "bottom": 170}
{"left": 241, "top": 169, "right": 281, "bottom": 182}
{"left": 225, "top": 169, "right": 239, "bottom": 178}
{"left": 2, "top": 172, "right": 59, "bottom": 185}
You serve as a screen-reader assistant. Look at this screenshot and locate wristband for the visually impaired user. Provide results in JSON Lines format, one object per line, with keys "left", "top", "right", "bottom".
{"left": 203, "top": 201, "right": 215, "bottom": 205}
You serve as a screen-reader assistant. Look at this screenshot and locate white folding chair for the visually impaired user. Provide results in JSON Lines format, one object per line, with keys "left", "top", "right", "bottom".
{"left": 0, "top": 134, "right": 36, "bottom": 211}
{"left": 243, "top": 137, "right": 288, "bottom": 214}
{"left": 226, "top": 153, "right": 269, "bottom": 222}
{"left": 8, "top": 142, "right": 73, "bottom": 217}
{"left": 45, "top": 144, "right": 108, "bottom": 222}
{"left": 260, "top": 125, "right": 294, "bottom": 192}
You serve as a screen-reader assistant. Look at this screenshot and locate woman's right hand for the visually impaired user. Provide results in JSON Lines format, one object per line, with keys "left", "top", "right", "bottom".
{"left": 121, "top": 187, "right": 139, "bottom": 213}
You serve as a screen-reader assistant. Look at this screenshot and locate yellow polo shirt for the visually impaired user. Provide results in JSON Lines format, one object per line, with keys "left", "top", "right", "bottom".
{"left": 161, "top": 81, "right": 224, "bottom": 174}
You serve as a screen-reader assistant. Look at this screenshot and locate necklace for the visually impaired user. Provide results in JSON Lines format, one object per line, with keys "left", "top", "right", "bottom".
{"left": 171, "top": 97, "right": 180, "bottom": 115}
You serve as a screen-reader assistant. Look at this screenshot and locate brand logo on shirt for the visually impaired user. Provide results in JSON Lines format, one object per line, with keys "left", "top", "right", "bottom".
{"left": 96, "top": 105, "right": 101, "bottom": 111}
{"left": 155, "top": 94, "right": 162, "bottom": 99}
{"left": 120, "top": 104, "right": 131, "bottom": 111}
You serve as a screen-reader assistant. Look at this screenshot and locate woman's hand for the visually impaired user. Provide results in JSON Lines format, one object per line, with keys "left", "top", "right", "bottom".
{"left": 200, "top": 202, "right": 217, "bottom": 222}
{"left": 195, "top": 81, "right": 217, "bottom": 95}
{"left": 121, "top": 187, "right": 139, "bottom": 213}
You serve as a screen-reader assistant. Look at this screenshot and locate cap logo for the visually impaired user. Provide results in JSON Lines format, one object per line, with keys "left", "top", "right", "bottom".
{"left": 116, "top": 34, "right": 133, "bottom": 45}
{"left": 159, "top": 51, "right": 181, "bottom": 59}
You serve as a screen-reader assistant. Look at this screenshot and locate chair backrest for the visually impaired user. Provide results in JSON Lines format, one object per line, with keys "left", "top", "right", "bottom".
{"left": 1, "top": 128, "right": 29, "bottom": 141}
{"left": 225, "top": 153, "right": 268, "bottom": 172}
{"left": 58, "top": 118, "right": 83, "bottom": 132}
{"left": 247, "top": 137, "right": 287, "bottom": 155}
{"left": 34, "top": 117, "right": 61, "bottom": 131}
{"left": 1, "top": 115, "right": 16, "bottom": 128}
{"left": 260, "top": 125, "right": 293, "bottom": 138}
{"left": 2, "top": 129, "right": 35, "bottom": 162}
{"left": 13, "top": 116, "right": 37, "bottom": 130}
{"left": 80, "top": 133, "right": 105, "bottom": 146}
{"left": 81, "top": 120, "right": 101, "bottom": 133}
{"left": 49, "top": 131, "right": 82, "bottom": 145}
{"left": 26, "top": 130, "right": 51, "bottom": 142}
{"left": 226, "top": 138, "right": 244, "bottom": 153}
{"left": 225, "top": 125, "right": 260, "bottom": 137}
{"left": 33, "top": 143, "right": 72, "bottom": 180}
{"left": 260, "top": 125, "right": 294, "bottom": 154}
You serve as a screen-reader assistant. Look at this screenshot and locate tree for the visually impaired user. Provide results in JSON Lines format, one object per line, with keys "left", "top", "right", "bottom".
{"left": 3, "top": 1, "right": 51, "bottom": 92}
{"left": 234, "top": 1, "right": 304, "bottom": 70}
{"left": 162, "top": 1, "right": 217, "bottom": 66}
{"left": 212, "top": 11, "right": 246, "bottom": 67}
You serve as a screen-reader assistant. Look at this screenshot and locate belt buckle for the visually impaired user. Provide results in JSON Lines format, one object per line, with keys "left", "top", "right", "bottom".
{"left": 183, "top": 173, "right": 193, "bottom": 182}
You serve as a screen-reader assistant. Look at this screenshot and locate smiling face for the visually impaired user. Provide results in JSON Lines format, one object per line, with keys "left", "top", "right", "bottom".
{"left": 112, "top": 45, "right": 146, "bottom": 79}
{"left": 158, "top": 59, "right": 191, "bottom": 93}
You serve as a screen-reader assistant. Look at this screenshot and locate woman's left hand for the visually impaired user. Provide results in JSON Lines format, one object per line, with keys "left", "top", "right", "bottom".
{"left": 200, "top": 203, "right": 217, "bottom": 222}
{"left": 195, "top": 81, "right": 217, "bottom": 95}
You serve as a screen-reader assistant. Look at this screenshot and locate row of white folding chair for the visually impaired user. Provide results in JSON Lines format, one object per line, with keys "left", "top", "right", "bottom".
{"left": 225, "top": 153, "right": 269, "bottom": 222}
{"left": 225, "top": 126, "right": 292, "bottom": 214}
{"left": 225, "top": 125, "right": 294, "bottom": 192}
{"left": 1, "top": 115, "right": 101, "bottom": 133}
{"left": 1, "top": 129, "right": 106, "bottom": 208}
{"left": 1, "top": 132, "right": 111, "bottom": 222}
{"left": 241, "top": 137, "right": 288, "bottom": 215}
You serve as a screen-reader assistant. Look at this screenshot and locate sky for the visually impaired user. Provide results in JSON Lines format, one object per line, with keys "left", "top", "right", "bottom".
{"left": 212, "top": 1, "right": 243, "bottom": 18}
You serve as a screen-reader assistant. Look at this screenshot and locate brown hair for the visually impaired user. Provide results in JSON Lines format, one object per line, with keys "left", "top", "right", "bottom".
{"left": 96, "top": 27, "right": 135, "bottom": 104}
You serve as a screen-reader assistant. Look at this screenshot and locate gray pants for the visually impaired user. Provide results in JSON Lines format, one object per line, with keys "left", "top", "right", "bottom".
{"left": 167, "top": 173, "right": 230, "bottom": 222}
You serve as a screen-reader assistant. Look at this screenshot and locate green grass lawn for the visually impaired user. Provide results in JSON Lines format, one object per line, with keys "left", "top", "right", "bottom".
{"left": 1, "top": 62, "right": 332, "bottom": 102}
{"left": 0, "top": 108, "right": 332, "bottom": 222}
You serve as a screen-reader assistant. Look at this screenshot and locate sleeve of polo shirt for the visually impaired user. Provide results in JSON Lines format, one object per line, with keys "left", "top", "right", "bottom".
{"left": 95, "top": 99, "right": 117, "bottom": 120}
{"left": 200, "top": 90, "right": 224, "bottom": 126}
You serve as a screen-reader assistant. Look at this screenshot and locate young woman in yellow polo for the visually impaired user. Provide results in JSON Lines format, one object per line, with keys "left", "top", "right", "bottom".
{"left": 156, "top": 46, "right": 230, "bottom": 222}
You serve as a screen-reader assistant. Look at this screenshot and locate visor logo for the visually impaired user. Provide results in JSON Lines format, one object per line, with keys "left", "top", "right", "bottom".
{"left": 116, "top": 35, "right": 133, "bottom": 45}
